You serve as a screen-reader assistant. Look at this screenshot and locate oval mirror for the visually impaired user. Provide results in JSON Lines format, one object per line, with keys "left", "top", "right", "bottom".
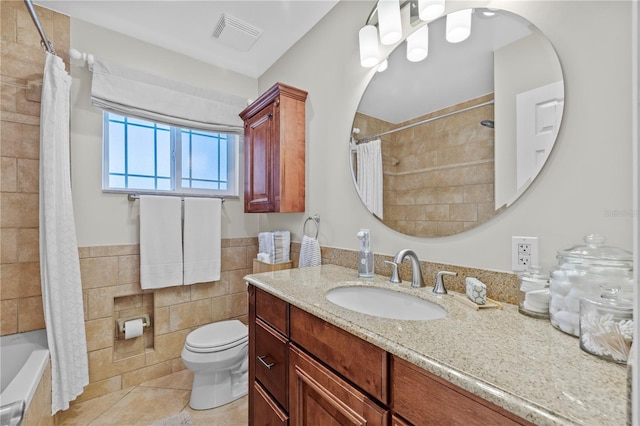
{"left": 351, "top": 7, "right": 564, "bottom": 237}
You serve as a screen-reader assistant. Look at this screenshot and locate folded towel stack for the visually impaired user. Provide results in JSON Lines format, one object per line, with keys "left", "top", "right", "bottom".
{"left": 257, "top": 231, "right": 290, "bottom": 264}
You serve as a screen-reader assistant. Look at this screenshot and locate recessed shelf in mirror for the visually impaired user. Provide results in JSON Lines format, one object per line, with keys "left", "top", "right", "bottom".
{"left": 351, "top": 7, "right": 564, "bottom": 238}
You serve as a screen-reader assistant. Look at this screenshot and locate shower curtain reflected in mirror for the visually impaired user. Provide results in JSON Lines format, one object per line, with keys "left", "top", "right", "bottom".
{"left": 356, "top": 139, "right": 383, "bottom": 219}
{"left": 39, "top": 52, "right": 89, "bottom": 414}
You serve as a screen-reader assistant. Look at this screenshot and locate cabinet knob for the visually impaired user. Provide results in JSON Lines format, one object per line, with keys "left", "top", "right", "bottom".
{"left": 257, "top": 355, "right": 275, "bottom": 369}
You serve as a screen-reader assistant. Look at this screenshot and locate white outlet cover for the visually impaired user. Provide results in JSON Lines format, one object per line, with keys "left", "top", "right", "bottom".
{"left": 511, "top": 236, "right": 539, "bottom": 271}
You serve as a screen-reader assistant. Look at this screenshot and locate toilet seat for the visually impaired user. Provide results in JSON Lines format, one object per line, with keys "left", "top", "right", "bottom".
{"left": 185, "top": 320, "right": 248, "bottom": 354}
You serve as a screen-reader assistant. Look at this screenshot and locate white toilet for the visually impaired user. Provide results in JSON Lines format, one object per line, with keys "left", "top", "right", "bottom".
{"left": 181, "top": 319, "right": 249, "bottom": 410}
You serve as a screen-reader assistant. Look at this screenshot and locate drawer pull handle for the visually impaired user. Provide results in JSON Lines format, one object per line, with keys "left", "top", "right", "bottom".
{"left": 257, "top": 355, "right": 275, "bottom": 369}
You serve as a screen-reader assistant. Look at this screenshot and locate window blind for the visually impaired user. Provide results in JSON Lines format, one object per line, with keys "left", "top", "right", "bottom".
{"left": 90, "top": 58, "right": 246, "bottom": 133}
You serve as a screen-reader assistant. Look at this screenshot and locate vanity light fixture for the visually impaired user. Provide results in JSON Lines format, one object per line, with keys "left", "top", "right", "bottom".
{"left": 446, "top": 8, "right": 472, "bottom": 43}
{"left": 378, "top": 0, "right": 402, "bottom": 45}
{"left": 418, "top": 0, "right": 445, "bottom": 21}
{"left": 406, "top": 24, "right": 429, "bottom": 62}
{"left": 359, "top": 24, "right": 380, "bottom": 68}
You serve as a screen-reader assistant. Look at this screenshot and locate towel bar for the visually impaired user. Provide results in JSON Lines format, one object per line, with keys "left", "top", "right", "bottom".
{"left": 303, "top": 214, "right": 320, "bottom": 239}
{"left": 127, "top": 193, "right": 224, "bottom": 203}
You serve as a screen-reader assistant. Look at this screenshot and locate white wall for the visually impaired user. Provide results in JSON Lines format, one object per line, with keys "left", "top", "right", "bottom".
{"left": 69, "top": 1, "right": 634, "bottom": 276}
{"left": 258, "top": 0, "right": 634, "bottom": 274}
{"left": 69, "top": 19, "right": 260, "bottom": 246}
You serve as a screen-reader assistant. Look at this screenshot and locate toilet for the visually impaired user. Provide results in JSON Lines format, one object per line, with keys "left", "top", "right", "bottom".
{"left": 181, "top": 320, "right": 249, "bottom": 410}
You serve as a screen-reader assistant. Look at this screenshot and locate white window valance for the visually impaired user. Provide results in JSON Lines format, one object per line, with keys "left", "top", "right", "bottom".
{"left": 90, "top": 58, "right": 247, "bottom": 133}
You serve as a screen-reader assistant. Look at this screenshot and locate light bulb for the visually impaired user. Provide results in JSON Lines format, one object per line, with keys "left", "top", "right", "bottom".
{"left": 359, "top": 25, "right": 380, "bottom": 68}
{"left": 378, "top": 0, "right": 402, "bottom": 45}
{"left": 406, "top": 24, "right": 429, "bottom": 62}
{"left": 377, "top": 59, "right": 388, "bottom": 72}
{"left": 418, "top": 0, "right": 445, "bottom": 21}
{"left": 446, "top": 9, "right": 472, "bottom": 43}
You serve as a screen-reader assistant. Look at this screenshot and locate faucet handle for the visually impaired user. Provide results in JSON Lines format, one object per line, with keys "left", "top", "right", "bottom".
{"left": 433, "top": 271, "right": 457, "bottom": 294}
{"left": 385, "top": 260, "right": 401, "bottom": 284}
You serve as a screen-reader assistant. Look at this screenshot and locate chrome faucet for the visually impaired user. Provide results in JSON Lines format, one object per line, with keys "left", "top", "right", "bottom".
{"left": 385, "top": 249, "right": 425, "bottom": 288}
{"left": 433, "top": 271, "right": 457, "bottom": 294}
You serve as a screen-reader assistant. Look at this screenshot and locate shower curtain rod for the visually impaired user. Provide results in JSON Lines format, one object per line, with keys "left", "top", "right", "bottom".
{"left": 24, "top": 0, "right": 56, "bottom": 55}
{"left": 355, "top": 99, "right": 494, "bottom": 144}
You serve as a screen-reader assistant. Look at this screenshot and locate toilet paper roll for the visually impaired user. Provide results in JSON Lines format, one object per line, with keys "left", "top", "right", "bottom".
{"left": 124, "top": 318, "right": 144, "bottom": 339}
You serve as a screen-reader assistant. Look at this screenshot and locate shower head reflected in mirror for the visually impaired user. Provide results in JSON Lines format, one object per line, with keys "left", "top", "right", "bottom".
{"left": 480, "top": 120, "right": 494, "bottom": 129}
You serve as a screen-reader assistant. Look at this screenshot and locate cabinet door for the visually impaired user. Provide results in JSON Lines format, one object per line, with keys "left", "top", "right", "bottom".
{"left": 254, "top": 382, "right": 288, "bottom": 426}
{"left": 289, "top": 345, "right": 388, "bottom": 426}
{"left": 245, "top": 102, "right": 277, "bottom": 213}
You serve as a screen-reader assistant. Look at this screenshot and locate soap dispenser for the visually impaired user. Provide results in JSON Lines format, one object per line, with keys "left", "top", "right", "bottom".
{"left": 356, "top": 229, "right": 374, "bottom": 278}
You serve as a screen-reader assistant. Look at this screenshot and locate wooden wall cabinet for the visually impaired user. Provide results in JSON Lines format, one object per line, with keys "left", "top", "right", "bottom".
{"left": 240, "top": 83, "right": 308, "bottom": 213}
{"left": 248, "top": 284, "right": 532, "bottom": 426}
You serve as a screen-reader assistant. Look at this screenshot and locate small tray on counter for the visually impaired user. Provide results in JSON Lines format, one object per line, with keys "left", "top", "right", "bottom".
{"left": 450, "top": 292, "right": 503, "bottom": 311}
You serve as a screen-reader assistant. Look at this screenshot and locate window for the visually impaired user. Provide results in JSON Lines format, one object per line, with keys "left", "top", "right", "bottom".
{"left": 103, "top": 112, "right": 239, "bottom": 197}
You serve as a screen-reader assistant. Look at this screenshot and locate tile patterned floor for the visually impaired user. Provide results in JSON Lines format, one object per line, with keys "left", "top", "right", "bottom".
{"left": 56, "top": 370, "right": 247, "bottom": 425}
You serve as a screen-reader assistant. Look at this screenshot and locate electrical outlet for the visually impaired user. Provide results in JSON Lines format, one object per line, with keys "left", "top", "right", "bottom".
{"left": 512, "top": 236, "right": 539, "bottom": 271}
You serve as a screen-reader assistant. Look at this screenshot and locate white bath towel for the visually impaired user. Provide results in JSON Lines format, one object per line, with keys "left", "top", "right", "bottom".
{"left": 183, "top": 198, "right": 222, "bottom": 285}
{"left": 299, "top": 235, "right": 321, "bottom": 268}
{"left": 140, "top": 196, "right": 183, "bottom": 289}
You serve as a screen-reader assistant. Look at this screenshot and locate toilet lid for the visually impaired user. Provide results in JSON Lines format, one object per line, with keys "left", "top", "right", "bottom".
{"left": 185, "top": 320, "right": 247, "bottom": 351}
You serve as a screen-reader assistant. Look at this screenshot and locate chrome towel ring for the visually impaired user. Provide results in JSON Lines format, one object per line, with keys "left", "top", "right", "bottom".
{"left": 303, "top": 214, "right": 320, "bottom": 239}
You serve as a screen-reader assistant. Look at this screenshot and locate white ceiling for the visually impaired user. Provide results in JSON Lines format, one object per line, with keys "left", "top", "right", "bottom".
{"left": 34, "top": 0, "right": 340, "bottom": 79}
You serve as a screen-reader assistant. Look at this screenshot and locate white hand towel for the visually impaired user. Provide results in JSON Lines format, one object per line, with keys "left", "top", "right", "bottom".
{"left": 183, "top": 198, "right": 222, "bottom": 285}
{"left": 140, "top": 196, "right": 183, "bottom": 289}
{"left": 299, "top": 235, "right": 321, "bottom": 268}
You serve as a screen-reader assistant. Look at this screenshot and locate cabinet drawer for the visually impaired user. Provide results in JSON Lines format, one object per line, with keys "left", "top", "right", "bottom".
{"left": 289, "top": 345, "right": 388, "bottom": 426}
{"left": 290, "top": 306, "right": 388, "bottom": 404}
{"left": 253, "top": 381, "right": 288, "bottom": 426}
{"left": 255, "top": 319, "right": 288, "bottom": 410}
{"left": 392, "top": 356, "right": 532, "bottom": 425}
{"left": 256, "top": 288, "right": 289, "bottom": 336}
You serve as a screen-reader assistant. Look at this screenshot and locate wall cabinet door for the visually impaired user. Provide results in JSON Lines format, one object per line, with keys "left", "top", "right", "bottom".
{"left": 240, "top": 83, "right": 308, "bottom": 213}
{"left": 244, "top": 102, "right": 276, "bottom": 213}
{"left": 289, "top": 345, "right": 388, "bottom": 426}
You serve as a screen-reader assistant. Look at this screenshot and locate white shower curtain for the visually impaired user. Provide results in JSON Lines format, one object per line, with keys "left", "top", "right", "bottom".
{"left": 39, "top": 52, "right": 89, "bottom": 414}
{"left": 356, "top": 139, "right": 384, "bottom": 219}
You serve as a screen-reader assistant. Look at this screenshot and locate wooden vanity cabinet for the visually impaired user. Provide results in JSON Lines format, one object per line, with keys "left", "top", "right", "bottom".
{"left": 289, "top": 306, "right": 388, "bottom": 404}
{"left": 289, "top": 345, "right": 389, "bottom": 426}
{"left": 249, "top": 286, "right": 290, "bottom": 425}
{"left": 248, "top": 284, "right": 531, "bottom": 426}
{"left": 239, "top": 83, "right": 308, "bottom": 213}
{"left": 391, "top": 357, "right": 532, "bottom": 426}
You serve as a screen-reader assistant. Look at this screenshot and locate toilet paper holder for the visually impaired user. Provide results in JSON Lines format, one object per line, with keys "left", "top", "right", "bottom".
{"left": 116, "top": 314, "right": 151, "bottom": 336}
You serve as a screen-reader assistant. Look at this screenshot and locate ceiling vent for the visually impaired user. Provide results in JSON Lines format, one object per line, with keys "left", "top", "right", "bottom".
{"left": 212, "top": 13, "right": 263, "bottom": 52}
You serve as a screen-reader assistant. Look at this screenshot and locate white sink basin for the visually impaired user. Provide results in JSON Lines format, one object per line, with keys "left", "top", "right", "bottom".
{"left": 326, "top": 286, "right": 446, "bottom": 321}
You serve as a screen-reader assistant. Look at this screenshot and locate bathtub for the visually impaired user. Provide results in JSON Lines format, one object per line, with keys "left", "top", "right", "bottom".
{"left": 0, "top": 330, "right": 49, "bottom": 426}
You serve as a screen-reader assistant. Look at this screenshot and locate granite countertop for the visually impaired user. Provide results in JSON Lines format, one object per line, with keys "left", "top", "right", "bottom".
{"left": 244, "top": 264, "right": 628, "bottom": 426}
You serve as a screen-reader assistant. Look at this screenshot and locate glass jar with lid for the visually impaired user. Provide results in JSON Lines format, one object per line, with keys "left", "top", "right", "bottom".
{"left": 579, "top": 292, "right": 633, "bottom": 363}
{"left": 518, "top": 266, "right": 550, "bottom": 319}
{"left": 549, "top": 234, "right": 633, "bottom": 337}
